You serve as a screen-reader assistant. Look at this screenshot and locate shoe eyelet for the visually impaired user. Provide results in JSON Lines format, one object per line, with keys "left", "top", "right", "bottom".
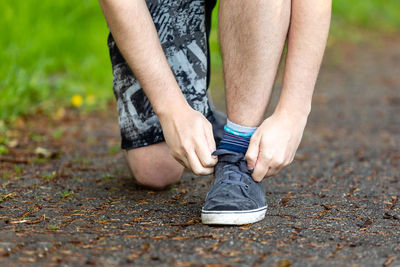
{"left": 245, "top": 185, "right": 249, "bottom": 189}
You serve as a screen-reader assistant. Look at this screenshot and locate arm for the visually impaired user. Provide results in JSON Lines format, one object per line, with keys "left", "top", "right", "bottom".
{"left": 99, "top": 0, "right": 183, "bottom": 113}
{"left": 246, "top": 0, "right": 332, "bottom": 180}
{"left": 99, "top": 0, "right": 217, "bottom": 174}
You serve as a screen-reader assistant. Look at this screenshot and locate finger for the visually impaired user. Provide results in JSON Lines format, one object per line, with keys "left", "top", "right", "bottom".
{"left": 252, "top": 159, "right": 270, "bottom": 182}
{"left": 173, "top": 152, "right": 190, "bottom": 169}
{"left": 265, "top": 166, "right": 280, "bottom": 178}
{"left": 204, "top": 121, "right": 217, "bottom": 152}
{"left": 245, "top": 134, "right": 261, "bottom": 170}
{"left": 252, "top": 146, "right": 273, "bottom": 181}
{"left": 269, "top": 157, "right": 293, "bottom": 177}
{"left": 187, "top": 150, "right": 214, "bottom": 176}
{"left": 262, "top": 156, "right": 281, "bottom": 178}
{"left": 195, "top": 142, "right": 217, "bottom": 168}
{"left": 266, "top": 156, "right": 290, "bottom": 177}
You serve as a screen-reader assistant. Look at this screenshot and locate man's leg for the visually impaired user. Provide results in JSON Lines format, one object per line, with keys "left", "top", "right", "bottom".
{"left": 202, "top": 0, "right": 330, "bottom": 225}
{"left": 224, "top": 0, "right": 331, "bottom": 180}
{"left": 219, "top": 0, "right": 291, "bottom": 127}
{"left": 201, "top": 0, "right": 291, "bottom": 225}
{"left": 125, "top": 143, "right": 183, "bottom": 190}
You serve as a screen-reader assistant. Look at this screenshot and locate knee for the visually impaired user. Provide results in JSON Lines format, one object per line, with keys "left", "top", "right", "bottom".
{"left": 132, "top": 164, "right": 183, "bottom": 190}
{"left": 125, "top": 143, "right": 184, "bottom": 190}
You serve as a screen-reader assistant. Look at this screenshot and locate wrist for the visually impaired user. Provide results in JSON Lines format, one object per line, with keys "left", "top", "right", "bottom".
{"left": 275, "top": 97, "right": 311, "bottom": 120}
{"left": 154, "top": 94, "right": 189, "bottom": 118}
{"left": 274, "top": 102, "right": 310, "bottom": 124}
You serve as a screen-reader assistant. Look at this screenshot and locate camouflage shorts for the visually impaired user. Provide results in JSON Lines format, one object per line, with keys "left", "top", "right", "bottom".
{"left": 108, "top": 0, "right": 217, "bottom": 150}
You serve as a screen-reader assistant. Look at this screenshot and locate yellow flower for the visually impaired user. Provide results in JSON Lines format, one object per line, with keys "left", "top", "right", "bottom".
{"left": 71, "top": 94, "right": 83, "bottom": 107}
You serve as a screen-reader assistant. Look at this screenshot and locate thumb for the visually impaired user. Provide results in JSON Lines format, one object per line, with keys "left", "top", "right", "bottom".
{"left": 204, "top": 122, "right": 217, "bottom": 152}
{"left": 245, "top": 134, "right": 260, "bottom": 170}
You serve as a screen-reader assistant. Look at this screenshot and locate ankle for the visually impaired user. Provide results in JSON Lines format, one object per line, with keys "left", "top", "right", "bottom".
{"left": 218, "top": 119, "right": 258, "bottom": 153}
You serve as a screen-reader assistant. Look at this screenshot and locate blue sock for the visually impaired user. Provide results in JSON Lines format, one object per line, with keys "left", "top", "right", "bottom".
{"left": 218, "top": 119, "right": 257, "bottom": 153}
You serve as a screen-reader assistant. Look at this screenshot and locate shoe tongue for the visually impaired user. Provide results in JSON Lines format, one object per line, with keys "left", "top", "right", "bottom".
{"left": 214, "top": 150, "right": 245, "bottom": 164}
{"left": 213, "top": 149, "right": 243, "bottom": 157}
{"left": 214, "top": 149, "right": 252, "bottom": 179}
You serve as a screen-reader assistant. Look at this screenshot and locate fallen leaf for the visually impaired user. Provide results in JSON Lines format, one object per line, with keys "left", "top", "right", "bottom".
{"left": 276, "top": 258, "right": 292, "bottom": 267}
{"left": 34, "top": 147, "right": 59, "bottom": 159}
{"left": 8, "top": 139, "right": 19, "bottom": 148}
{"left": 280, "top": 193, "right": 293, "bottom": 206}
{"left": 383, "top": 257, "right": 396, "bottom": 267}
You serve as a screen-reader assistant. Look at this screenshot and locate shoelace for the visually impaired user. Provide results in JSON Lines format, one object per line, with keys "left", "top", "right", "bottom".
{"left": 208, "top": 149, "right": 256, "bottom": 201}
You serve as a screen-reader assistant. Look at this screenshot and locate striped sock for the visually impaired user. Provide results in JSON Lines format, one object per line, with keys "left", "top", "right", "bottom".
{"left": 218, "top": 119, "right": 257, "bottom": 153}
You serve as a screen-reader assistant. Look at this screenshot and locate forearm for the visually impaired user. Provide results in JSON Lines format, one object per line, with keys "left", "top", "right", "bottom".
{"left": 277, "top": 0, "right": 331, "bottom": 118}
{"left": 99, "top": 0, "right": 188, "bottom": 114}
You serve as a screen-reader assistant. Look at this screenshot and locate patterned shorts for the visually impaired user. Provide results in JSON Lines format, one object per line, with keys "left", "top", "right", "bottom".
{"left": 108, "top": 0, "right": 217, "bottom": 150}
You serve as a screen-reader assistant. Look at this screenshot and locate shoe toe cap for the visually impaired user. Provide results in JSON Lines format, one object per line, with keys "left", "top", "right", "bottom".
{"left": 203, "top": 198, "right": 258, "bottom": 211}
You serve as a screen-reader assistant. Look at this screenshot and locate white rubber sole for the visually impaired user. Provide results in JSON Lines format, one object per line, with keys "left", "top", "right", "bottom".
{"left": 201, "top": 205, "right": 268, "bottom": 225}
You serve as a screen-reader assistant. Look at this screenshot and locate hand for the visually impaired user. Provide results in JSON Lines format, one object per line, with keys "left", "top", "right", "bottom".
{"left": 245, "top": 109, "right": 307, "bottom": 181}
{"left": 158, "top": 103, "right": 217, "bottom": 175}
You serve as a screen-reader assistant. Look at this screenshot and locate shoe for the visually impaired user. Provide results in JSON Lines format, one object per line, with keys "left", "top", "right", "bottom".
{"left": 201, "top": 149, "right": 267, "bottom": 225}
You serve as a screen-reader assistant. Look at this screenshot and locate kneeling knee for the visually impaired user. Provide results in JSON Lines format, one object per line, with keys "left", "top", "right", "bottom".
{"left": 125, "top": 142, "right": 184, "bottom": 190}
{"left": 132, "top": 167, "right": 183, "bottom": 190}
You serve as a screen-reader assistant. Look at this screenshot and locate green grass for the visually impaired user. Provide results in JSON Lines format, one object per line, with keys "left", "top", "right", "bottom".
{"left": 332, "top": 0, "right": 400, "bottom": 33}
{"left": 209, "top": 0, "right": 400, "bottom": 56}
{"left": 1, "top": 0, "right": 112, "bottom": 122}
{"left": 59, "top": 190, "right": 75, "bottom": 200}
{"left": 329, "top": 0, "right": 400, "bottom": 43}
{"left": 42, "top": 171, "right": 57, "bottom": 182}
{"left": 1, "top": 0, "right": 399, "bottom": 124}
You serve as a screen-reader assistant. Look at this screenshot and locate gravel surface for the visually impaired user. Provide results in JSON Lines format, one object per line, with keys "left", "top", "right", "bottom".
{"left": 0, "top": 39, "right": 399, "bottom": 266}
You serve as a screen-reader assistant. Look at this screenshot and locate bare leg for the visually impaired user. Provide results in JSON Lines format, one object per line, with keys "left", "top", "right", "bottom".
{"left": 126, "top": 142, "right": 184, "bottom": 190}
{"left": 219, "top": 0, "right": 291, "bottom": 127}
{"left": 219, "top": 0, "right": 331, "bottom": 180}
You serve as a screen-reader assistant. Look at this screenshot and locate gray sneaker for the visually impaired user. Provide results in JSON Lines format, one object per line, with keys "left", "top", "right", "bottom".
{"left": 201, "top": 149, "right": 268, "bottom": 225}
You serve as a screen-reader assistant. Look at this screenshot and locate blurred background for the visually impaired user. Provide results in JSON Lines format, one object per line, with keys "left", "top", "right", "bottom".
{"left": 1, "top": 2, "right": 399, "bottom": 264}
{"left": 0, "top": 0, "right": 399, "bottom": 123}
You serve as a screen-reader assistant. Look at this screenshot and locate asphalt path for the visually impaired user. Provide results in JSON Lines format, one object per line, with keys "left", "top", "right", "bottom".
{"left": 0, "top": 38, "right": 399, "bottom": 266}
